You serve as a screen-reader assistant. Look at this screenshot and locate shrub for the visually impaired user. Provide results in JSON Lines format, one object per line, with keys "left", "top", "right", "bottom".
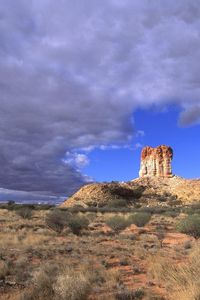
{"left": 109, "top": 184, "right": 144, "bottom": 200}
{"left": 68, "top": 215, "right": 89, "bottom": 235}
{"left": 7, "top": 200, "right": 15, "bottom": 206}
{"left": 0, "top": 260, "right": 10, "bottom": 279}
{"left": 14, "top": 257, "right": 31, "bottom": 283}
{"left": 176, "top": 214, "right": 200, "bottom": 238}
{"left": 128, "top": 213, "right": 151, "bottom": 227}
{"left": 86, "top": 212, "right": 96, "bottom": 222}
{"left": 119, "top": 258, "right": 129, "bottom": 266}
{"left": 106, "top": 216, "right": 129, "bottom": 232}
{"left": 163, "top": 210, "right": 178, "bottom": 218}
{"left": 106, "top": 199, "right": 127, "bottom": 208}
{"left": 20, "top": 263, "right": 60, "bottom": 300}
{"left": 157, "top": 195, "right": 167, "bottom": 202}
{"left": 45, "top": 209, "right": 71, "bottom": 233}
{"left": 116, "top": 287, "right": 145, "bottom": 300}
{"left": 16, "top": 207, "right": 33, "bottom": 219}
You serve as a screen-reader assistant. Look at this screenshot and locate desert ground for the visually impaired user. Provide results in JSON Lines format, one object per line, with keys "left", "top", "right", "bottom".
{"left": 0, "top": 199, "right": 200, "bottom": 300}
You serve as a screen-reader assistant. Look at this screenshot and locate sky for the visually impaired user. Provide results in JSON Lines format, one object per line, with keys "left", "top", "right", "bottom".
{"left": 0, "top": 0, "right": 200, "bottom": 203}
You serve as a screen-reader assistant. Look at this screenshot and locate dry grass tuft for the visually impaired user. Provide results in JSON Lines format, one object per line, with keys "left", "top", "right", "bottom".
{"left": 53, "top": 266, "right": 91, "bottom": 300}
{"left": 0, "top": 232, "right": 50, "bottom": 249}
{"left": 148, "top": 244, "right": 200, "bottom": 300}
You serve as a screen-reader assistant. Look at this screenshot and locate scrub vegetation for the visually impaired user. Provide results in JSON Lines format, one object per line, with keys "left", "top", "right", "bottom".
{"left": 0, "top": 203, "right": 199, "bottom": 299}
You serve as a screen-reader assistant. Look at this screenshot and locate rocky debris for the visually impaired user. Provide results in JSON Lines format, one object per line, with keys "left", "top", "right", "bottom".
{"left": 139, "top": 145, "right": 173, "bottom": 178}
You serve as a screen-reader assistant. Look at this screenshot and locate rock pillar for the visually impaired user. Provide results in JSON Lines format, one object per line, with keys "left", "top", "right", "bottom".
{"left": 139, "top": 145, "right": 173, "bottom": 178}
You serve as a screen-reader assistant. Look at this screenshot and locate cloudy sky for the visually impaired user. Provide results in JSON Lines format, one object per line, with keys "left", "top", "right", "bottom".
{"left": 0, "top": 0, "right": 200, "bottom": 203}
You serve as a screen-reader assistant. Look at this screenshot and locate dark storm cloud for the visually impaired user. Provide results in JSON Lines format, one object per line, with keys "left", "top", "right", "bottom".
{"left": 0, "top": 0, "right": 200, "bottom": 197}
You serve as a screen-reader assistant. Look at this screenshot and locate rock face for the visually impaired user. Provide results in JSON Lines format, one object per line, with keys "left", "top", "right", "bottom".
{"left": 139, "top": 145, "right": 173, "bottom": 178}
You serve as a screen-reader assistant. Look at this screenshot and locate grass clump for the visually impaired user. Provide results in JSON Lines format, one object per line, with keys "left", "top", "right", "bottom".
{"left": 54, "top": 266, "right": 91, "bottom": 300}
{"left": 106, "top": 216, "right": 129, "bottom": 233}
{"left": 16, "top": 207, "right": 33, "bottom": 219}
{"left": 68, "top": 215, "right": 90, "bottom": 235}
{"left": 148, "top": 247, "right": 200, "bottom": 300}
{"left": 20, "top": 263, "right": 94, "bottom": 300}
{"left": 176, "top": 214, "right": 200, "bottom": 238}
{"left": 128, "top": 212, "right": 151, "bottom": 227}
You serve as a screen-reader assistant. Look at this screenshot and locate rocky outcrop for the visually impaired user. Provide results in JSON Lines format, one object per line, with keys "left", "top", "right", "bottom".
{"left": 61, "top": 176, "right": 200, "bottom": 208}
{"left": 61, "top": 144, "right": 200, "bottom": 208}
{"left": 139, "top": 145, "right": 173, "bottom": 178}
{"left": 60, "top": 182, "right": 144, "bottom": 208}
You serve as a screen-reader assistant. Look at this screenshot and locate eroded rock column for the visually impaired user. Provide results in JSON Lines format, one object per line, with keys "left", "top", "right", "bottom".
{"left": 139, "top": 145, "right": 173, "bottom": 178}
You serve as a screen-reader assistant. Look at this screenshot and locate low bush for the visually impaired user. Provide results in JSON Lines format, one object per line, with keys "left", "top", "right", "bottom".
{"left": 7, "top": 200, "right": 15, "bottom": 206}
{"left": 16, "top": 207, "right": 33, "bottom": 219}
{"left": 128, "top": 212, "right": 151, "bottom": 227}
{"left": 20, "top": 263, "right": 60, "bottom": 300}
{"left": 176, "top": 214, "right": 200, "bottom": 238}
{"left": 14, "top": 258, "right": 31, "bottom": 283}
{"left": 157, "top": 195, "right": 167, "bottom": 202}
{"left": 163, "top": 210, "right": 178, "bottom": 218}
{"left": 106, "top": 199, "right": 128, "bottom": 208}
{"left": 68, "top": 215, "right": 90, "bottom": 235}
{"left": 45, "top": 209, "right": 71, "bottom": 233}
{"left": 106, "top": 216, "right": 129, "bottom": 232}
{"left": 0, "top": 260, "right": 10, "bottom": 280}
{"left": 116, "top": 287, "right": 145, "bottom": 300}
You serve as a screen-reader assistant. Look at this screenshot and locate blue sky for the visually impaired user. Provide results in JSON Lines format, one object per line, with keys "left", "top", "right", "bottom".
{"left": 0, "top": 1, "right": 200, "bottom": 202}
{"left": 83, "top": 106, "right": 200, "bottom": 182}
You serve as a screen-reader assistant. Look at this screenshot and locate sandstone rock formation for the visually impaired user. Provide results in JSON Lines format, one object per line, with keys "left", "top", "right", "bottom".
{"left": 61, "top": 144, "right": 200, "bottom": 208}
{"left": 61, "top": 176, "right": 200, "bottom": 208}
{"left": 60, "top": 182, "right": 144, "bottom": 208}
{"left": 139, "top": 145, "right": 173, "bottom": 178}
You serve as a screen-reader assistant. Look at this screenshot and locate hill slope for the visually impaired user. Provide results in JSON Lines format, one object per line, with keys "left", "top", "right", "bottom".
{"left": 61, "top": 176, "right": 200, "bottom": 208}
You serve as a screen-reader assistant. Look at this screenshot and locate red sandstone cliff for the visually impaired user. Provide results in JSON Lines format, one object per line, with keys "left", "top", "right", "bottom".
{"left": 139, "top": 145, "right": 173, "bottom": 178}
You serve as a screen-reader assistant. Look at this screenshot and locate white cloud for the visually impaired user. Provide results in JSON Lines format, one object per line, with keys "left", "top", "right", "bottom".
{"left": 64, "top": 152, "right": 90, "bottom": 169}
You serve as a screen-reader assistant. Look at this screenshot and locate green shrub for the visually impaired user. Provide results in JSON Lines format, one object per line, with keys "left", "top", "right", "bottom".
{"left": 45, "top": 209, "right": 71, "bottom": 233}
{"left": 163, "top": 210, "right": 178, "bottom": 218}
{"left": 128, "top": 213, "right": 151, "bottom": 227}
{"left": 68, "top": 215, "right": 90, "bottom": 235}
{"left": 106, "top": 216, "right": 129, "bottom": 232}
{"left": 16, "top": 207, "right": 33, "bottom": 219}
{"left": 106, "top": 199, "right": 127, "bottom": 208}
{"left": 176, "top": 215, "right": 200, "bottom": 238}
